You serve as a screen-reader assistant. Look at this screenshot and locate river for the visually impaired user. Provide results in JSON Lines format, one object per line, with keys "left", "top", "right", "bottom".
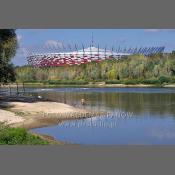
{"left": 24, "top": 87, "right": 175, "bottom": 145}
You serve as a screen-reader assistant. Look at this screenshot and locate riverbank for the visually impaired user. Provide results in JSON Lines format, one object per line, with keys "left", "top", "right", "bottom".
{"left": 3, "top": 82, "right": 175, "bottom": 88}
{"left": 0, "top": 96, "right": 101, "bottom": 129}
{"left": 0, "top": 95, "right": 103, "bottom": 144}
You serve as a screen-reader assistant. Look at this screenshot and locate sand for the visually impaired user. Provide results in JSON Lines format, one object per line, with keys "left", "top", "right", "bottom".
{"left": 164, "top": 84, "right": 175, "bottom": 87}
{"left": 0, "top": 109, "right": 24, "bottom": 124}
{"left": 0, "top": 100, "right": 102, "bottom": 129}
{"left": 0, "top": 96, "right": 104, "bottom": 144}
{"left": 9, "top": 101, "right": 85, "bottom": 114}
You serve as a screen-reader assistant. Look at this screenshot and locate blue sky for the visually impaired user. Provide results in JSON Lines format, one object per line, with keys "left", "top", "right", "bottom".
{"left": 13, "top": 29, "right": 175, "bottom": 65}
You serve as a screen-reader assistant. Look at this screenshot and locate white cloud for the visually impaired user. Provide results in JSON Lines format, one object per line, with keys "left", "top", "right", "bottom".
{"left": 144, "top": 29, "right": 175, "bottom": 33}
{"left": 12, "top": 47, "right": 29, "bottom": 66}
{"left": 17, "top": 47, "right": 29, "bottom": 57}
{"left": 17, "top": 34, "right": 22, "bottom": 41}
{"left": 44, "top": 40, "right": 63, "bottom": 49}
{"left": 144, "top": 29, "right": 161, "bottom": 32}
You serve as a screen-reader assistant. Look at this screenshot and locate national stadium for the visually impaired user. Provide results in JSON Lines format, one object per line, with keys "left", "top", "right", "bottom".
{"left": 27, "top": 41, "right": 165, "bottom": 67}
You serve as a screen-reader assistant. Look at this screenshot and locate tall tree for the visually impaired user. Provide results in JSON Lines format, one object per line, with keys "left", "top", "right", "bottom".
{"left": 0, "top": 29, "right": 18, "bottom": 84}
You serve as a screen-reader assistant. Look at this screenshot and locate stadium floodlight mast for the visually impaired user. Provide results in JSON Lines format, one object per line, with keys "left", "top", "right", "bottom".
{"left": 91, "top": 32, "right": 94, "bottom": 47}
{"left": 82, "top": 44, "right": 85, "bottom": 57}
{"left": 116, "top": 46, "right": 118, "bottom": 53}
{"left": 111, "top": 46, "right": 114, "bottom": 58}
{"left": 67, "top": 44, "right": 71, "bottom": 52}
{"left": 104, "top": 45, "right": 107, "bottom": 59}
{"left": 62, "top": 43, "right": 66, "bottom": 57}
{"left": 90, "top": 43, "right": 92, "bottom": 58}
{"left": 74, "top": 44, "right": 77, "bottom": 52}
{"left": 68, "top": 44, "right": 72, "bottom": 58}
{"left": 118, "top": 46, "right": 121, "bottom": 53}
{"left": 75, "top": 44, "right": 78, "bottom": 59}
{"left": 98, "top": 44, "right": 100, "bottom": 59}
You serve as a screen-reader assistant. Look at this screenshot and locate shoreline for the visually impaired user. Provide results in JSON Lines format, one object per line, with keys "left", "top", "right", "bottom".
{"left": 2, "top": 82, "right": 175, "bottom": 88}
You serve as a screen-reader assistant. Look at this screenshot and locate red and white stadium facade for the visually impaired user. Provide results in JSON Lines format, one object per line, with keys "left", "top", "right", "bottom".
{"left": 27, "top": 46, "right": 165, "bottom": 67}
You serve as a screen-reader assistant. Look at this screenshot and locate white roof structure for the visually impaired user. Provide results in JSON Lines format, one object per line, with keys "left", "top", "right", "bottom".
{"left": 30, "top": 46, "right": 131, "bottom": 59}
{"left": 27, "top": 44, "right": 165, "bottom": 67}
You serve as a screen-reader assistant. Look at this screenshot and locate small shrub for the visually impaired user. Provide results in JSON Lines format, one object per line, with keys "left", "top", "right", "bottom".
{"left": 169, "top": 77, "right": 175, "bottom": 83}
{"left": 158, "top": 76, "right": 171, "bottom": 84}
{"left": 0, "top": 124, "right": 48, "bottom": 145}
{"left": 123, "top": 79, "right": 140, "bottom": 85}
{"left": 105, "top": 80, "right": 122, "bottom": 84}
{"left": 141, "top": 79, "right": 160, "bottom": 84}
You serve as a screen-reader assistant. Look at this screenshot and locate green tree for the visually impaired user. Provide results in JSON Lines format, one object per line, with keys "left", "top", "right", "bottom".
{"left": 0, "top": 29, "right": 18, "bottom": 84}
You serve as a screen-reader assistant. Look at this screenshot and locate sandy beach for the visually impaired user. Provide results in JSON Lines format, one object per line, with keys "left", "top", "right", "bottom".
{"left": 0, "top": 95, "right": 102, "bottom": 129}
{"left": 0, "top": 95, "right": 103, "bottom": 144}
{"left": 0, "top": 109, "right": 24, "bottom": 124}
{"left": 8, "top": 101, "right": 85, "bottom": 114}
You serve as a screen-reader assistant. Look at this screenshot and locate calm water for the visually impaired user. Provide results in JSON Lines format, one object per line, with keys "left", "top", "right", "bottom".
{"left": 27, "top": 87, "right": 175, "bottom": 145}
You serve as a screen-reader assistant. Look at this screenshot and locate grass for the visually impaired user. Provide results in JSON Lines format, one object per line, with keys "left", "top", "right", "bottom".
{"left": 14, "top": 111, "right": 27, "bottom": 117}
{"left": 0, "top": 123, "right": 48, "bottom": 145}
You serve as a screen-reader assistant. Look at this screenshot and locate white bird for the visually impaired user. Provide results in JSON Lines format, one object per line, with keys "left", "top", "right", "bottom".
{"left": 38, "top": 95, "right": 42, "bottom": 99}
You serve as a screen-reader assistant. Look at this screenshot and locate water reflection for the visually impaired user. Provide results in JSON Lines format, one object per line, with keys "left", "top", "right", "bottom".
{"left": 32, "top": 116, "right": 175, "bottom": 145}
{"left": 26, "top": 87, "right": 175, "bottom": 144}
{"left": 29, "top": 88, "right": 175, "bottom": 117}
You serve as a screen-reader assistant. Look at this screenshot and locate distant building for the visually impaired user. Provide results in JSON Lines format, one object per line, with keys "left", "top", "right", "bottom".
{"left": 27, "top": 45, "right": 165, "bottom": 67}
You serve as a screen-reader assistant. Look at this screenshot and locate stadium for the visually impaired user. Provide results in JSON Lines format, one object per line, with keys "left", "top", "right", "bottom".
{"left": 27, "top": 44, "right": 165, "bottom": 67}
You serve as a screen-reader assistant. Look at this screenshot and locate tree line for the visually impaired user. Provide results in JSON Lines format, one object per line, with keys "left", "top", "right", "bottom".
{"left": 15, "top": 53, "right": 175, "bottom": 85}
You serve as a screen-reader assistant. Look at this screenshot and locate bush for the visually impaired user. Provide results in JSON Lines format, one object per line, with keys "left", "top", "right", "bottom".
{"left": 169, "top": 77, "right": 175, "bottom": 83}
{"left": 0, "top": 124, "right": 48, "bottom": 145}
{"left": 123, "top": 79, "right": 140, "bottom": 85}
{"left": 140, "top": 79, "right": 161, "bottom": 85}
{"left": 105, "top": 80, "right": 122, "bottom": 84}
{"left": 158, "top": 76, "right": 171, "bottom": 84}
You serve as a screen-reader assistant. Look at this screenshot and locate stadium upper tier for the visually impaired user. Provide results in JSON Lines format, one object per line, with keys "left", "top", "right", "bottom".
{"left": 27, "top": 46, "right": 165, "bottom": 67}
